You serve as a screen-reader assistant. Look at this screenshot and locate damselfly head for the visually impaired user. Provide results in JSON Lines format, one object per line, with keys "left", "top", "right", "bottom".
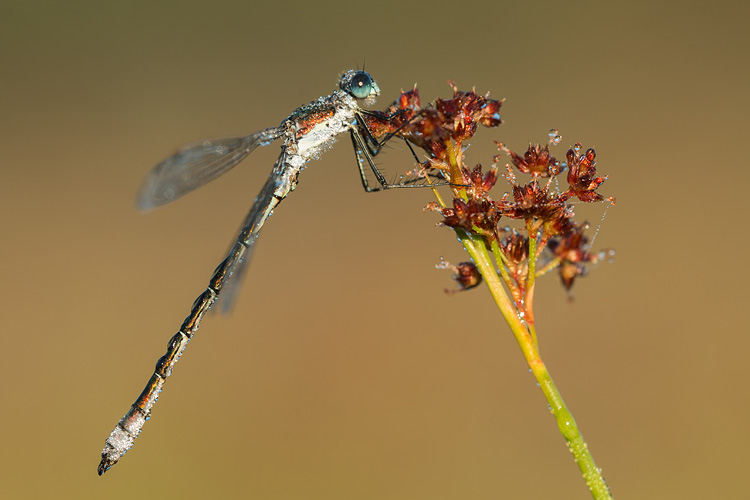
{"left": 339, "top": 70, "right": 380, "bottom": 103}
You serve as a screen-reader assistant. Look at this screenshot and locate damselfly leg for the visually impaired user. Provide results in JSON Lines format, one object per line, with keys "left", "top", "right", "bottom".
{"left": 351, "top": 108, "right": 454, "bottom": 192}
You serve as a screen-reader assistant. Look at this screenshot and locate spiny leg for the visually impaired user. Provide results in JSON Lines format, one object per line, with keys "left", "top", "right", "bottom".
{"left": 350, "top": 123, "right": 454, "bottom": 192}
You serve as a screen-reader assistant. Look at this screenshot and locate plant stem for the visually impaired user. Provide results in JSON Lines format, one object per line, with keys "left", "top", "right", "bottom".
{"left": 525, "top": 226, "right": 538, "bottom": 348}
{"left": 489, "top": 239, "right": 515, "bottom": 294}
{"left": 455, "top": 228, "right": 612, "bottom": 500}
{"left": 441, "top": 141, "right": 611, "bottom": 499}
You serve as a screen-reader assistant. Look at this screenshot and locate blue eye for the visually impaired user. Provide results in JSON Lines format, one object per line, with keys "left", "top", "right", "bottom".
{"left": 349, "top": 71, "right": 374, "bottom": 99}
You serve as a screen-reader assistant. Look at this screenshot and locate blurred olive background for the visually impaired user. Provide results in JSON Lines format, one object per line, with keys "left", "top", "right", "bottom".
{"left": 1, "top": 0, "right": 747, "bottom": 498}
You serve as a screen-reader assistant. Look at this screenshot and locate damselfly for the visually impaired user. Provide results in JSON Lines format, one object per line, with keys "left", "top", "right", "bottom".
{"left": 97, "top": 70, "right": 434, "bottom": 475}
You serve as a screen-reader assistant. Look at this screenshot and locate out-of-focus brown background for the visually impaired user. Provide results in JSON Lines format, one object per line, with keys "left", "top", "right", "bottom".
{"left": 1, "top": 0, "right": 747, "bottom": 498}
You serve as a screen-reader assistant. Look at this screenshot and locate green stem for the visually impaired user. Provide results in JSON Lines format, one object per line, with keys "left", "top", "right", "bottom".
{"left": 489, "top": 239, "right": 515, "bottom": 294}
{"left": 446, "top": 141, "right": 465, "bottom": 198}
{"left": 536, "top": 256, "right": 562, "bottom": 278}
{"left": 525, "top": 227, "right": 538, "bottom": 348}
{"left": 456, "top": 228, "right": 612, "bottom": 499}
{"left": 439, "top": 139, "right": 611, "bottom": 498}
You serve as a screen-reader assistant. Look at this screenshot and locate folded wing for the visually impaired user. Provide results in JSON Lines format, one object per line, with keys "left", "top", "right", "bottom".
{"left": 136, "top": 127, "right": 283, "bottom": 210}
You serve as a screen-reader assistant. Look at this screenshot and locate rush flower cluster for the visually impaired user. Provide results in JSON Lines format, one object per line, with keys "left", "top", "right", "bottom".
{"left": 369, "top": 81, "right": 617, "bottom": 499}
{"left": 373, "top": 82, "right": 614, "bottom": 295}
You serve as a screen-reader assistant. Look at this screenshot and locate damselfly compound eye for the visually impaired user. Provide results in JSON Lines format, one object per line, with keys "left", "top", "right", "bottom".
{"left": 349, "top": 71, "right": 374, "bottom": 99}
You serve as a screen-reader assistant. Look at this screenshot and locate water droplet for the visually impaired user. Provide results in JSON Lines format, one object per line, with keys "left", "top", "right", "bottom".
{"left": 548, "top": 128, "right": 562, "bottom": 145}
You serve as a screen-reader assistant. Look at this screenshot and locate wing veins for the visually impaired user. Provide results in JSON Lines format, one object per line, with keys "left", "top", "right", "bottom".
{"left": 136, "top": 127, "right": 282, "bottom": 210}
